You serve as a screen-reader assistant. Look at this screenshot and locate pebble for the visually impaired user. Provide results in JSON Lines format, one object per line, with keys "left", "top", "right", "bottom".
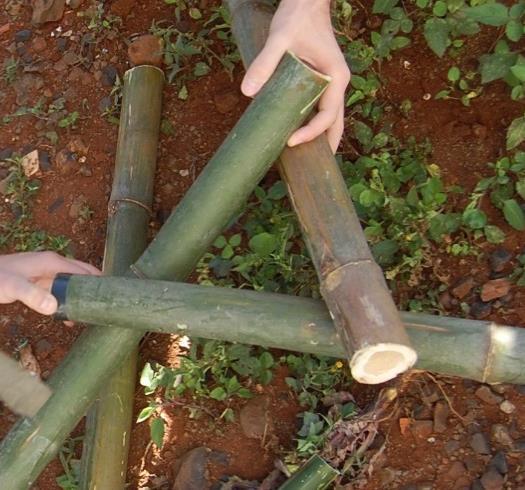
{"left": 471, "top": 479, "right": 484, "bottom": 490}
{"left": 489, "top": 451, "right": 508, "bottom": 475}
{"left": 444, "top": 461, "right": 465, "bottom": 480}
{"left": 101, "top": 65, "right": 118, "bottom": 87}
{"left": 0, "top": 148, "right": 14, "bottom": 160}
{"left": 475, "top": 386, "right": 503, "bottom": 405}
{"left": 214, "top": 91, "right": 240, "bottom": 114}
{"left": 411, "top": 420, "right": 433, "bottom": 439}
{"left": 499, "top": 400, "right": 515, "bottom": 414}
{"left": 56, "top": 37, "right": 68, "bottom": 52}
{"left": 480, "top": 468, "right": 504, "bottom": 490}
{"left": 470, "top": 432, "right": 491, "bottom": 455}
{"left": 79, "top": 164, "right": 92, "bottom": 177}
{"left": 98, "top": 96, "right": 112, "bottom": 112}
{"left": 439, "top": 290, "right": 457, "bottom": 310}
{"left": 470, "top": 300, "right": 492, "bottom": 320}
{"left": 489, "top": 248, "right": 513, "bottom": 272}
{"left": 39, "top": 150, "right": 51, "bottom": 172}
{"left": 55, "top": 149, "right": 77, "bottom": 175}
{"left": 450, "top": 276, "right": 475, "bottom": 299}
{"left": 514, "top": 439, "right": 525, "bottom": 452}
{"left": 14, "top": 29, "right": 32, "bottom": 42}
{"left": 444, "top": 440, "right": 461, "bottom": 455}
{"left": 481, "top": 279, "right": 511, "bottom": 302}
{"left": 172, "top": 447, "right": 212, "bottom": 490}
{"left": 433, "top": 402, "right": 449, "bottom": 433}
{"left": 491, "top": 424, "right": 514, "bottom": 447}
{"left": 128, "top": 34, "right": 164, "bottom": 67}
{"left": 239, "top": 396, "right": 271, "bottom": 439}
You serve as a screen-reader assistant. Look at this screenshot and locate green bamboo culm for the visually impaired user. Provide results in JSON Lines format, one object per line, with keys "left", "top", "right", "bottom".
{"left": 131, "top": 52, "right": 329, "bottom": 280}
{"left": 54, "top": 275, "right": 525, "bottom": 385}
{"left": 278, "top": 455, "right": 339, "bottom": 490}
{"left": 0, "top": 53, "right": 329, "bottom": 490}
{"left": 78, "top": 65, "right": 164, "bottom": 490}
{"left": 226, "top": 0, "right": 416, "bottom": 385}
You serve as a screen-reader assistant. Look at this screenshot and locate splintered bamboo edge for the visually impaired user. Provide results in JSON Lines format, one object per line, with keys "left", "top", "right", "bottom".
{"left": 350, "top": 343, "right": 418, "bottom": 384}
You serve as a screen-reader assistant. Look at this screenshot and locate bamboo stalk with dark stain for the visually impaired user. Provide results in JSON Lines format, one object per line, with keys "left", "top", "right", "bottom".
{"left": 78, "top": 65, "right": 164, "bottom": 490}
{"left": 0, "top": 66, "right": 164, "bottom": 490}
{"left": 0, "top": 53, "right": 328, "bottom": 490}
{"left": 225, "top": 0, "right": 416, "bottom": 384}
{"left": 278, "top": 455, "right": 339, "bottom": 490}
{"left": 53, "top": 274, "right": 525, "bottom": 385}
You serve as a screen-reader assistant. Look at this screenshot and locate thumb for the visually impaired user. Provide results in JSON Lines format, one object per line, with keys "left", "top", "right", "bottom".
{"left": 6, "top": 276, "right": 57, "bottom": 315}
{"left": 241, "top": 38, "right": 287, "bottom": 97}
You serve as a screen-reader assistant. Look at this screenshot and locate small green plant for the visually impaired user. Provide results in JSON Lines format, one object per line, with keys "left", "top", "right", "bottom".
{"left": 435, "top": 65, "right": 482, "bottom": 106}
{"left": 56, "top": 437, "right": 82, "bottom": 490}
{"left": 58, "top": 111, "right": 80, "bottom": 129}
{"left": 86, "top": 1, "right": 122, "bottom": 32}
{"left": 370, "top": 0, "right": 413, "bottom": 59}
{"left": 3, "top": 57, "right": 19, "bottom": 84}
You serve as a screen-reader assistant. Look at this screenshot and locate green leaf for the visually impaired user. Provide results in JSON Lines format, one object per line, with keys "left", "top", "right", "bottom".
{"left": 464, "top": 4, "right": 509, "bottom": 26}
{"left": 516, "top": 179, "right": 525, "bottom": 199}
{"left": 189, "top": 7, "right": 202, "bottom": 19}
{"left": 150, "top": 418, "right": 165, "bottom": 448}
{"left": 372, "top": 239, "right": 399, "bottom": 265}
{"left": 506, "top": 19, "right": 523, "bottom": 42}
{"left": 424, "top": 18, "right": 450, "bottom": 57}
{"left": 433, "top": 1, "right": 447, "bottom": 16}
{"left": 249, "top": 232, "right": 278, "bottom": 257}
{"left": 178, "top": 84, "right": 188, "bottom": 100}
{"left": 510, "top": 3, "right": 525, "bottom": 19}
{"left": 259, "top": 351, "right": 274, "bottom": 369}
{"left": 209, "top": 386, "right": 227, "bottom": 401}
{"left": 137, "top": 406, "right": 155, "bottom": 423}
{"left": 391, "top": 36, "right": 411, "bottom": 50}
{"left": 507, "top": 116, "right": 525, "bottom": 150}
{"left": 140, "top": 362, "right": 155, "bottom": 387}
{"left": 193, "top": 62, "right": 210, "bottom": 77}
{"left": 267, "top": 181, "right": 287, "bottom": 200}
{"left": 229, "top": 233, "right": 242, "bottom": 247}
{"left": 435, "top": 89, "right": 450, "bottom": 99}
{"left": 213, "top": 236, "right": 227, "bottom": 248}
{"left": 448, "top": 66, "right": 461, "bottom": 82}
{"left": 479, "top": 52, "right": 517, "bottom": 83}
{"left": 462, "top": 208, "right": 488, "bottom": 229}
{"left": 416, "top": 0, "right": 429, "bottom": 8}
{"left": 353, "top": 120, "right": 373, "bottom": 146}
{"left": 510, "top": 64, "right": 525, "bottom": 82}
{"left": 503, "top": 199, "right": 525, "bottom": 230}
{"left": 484, "top": 225, "right": 506, "bottom": 244}
{"left": 373, "top": 0, "right": 398, "bottom": 14}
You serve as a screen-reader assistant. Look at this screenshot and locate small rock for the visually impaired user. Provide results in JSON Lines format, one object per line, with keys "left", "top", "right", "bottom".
{"left": 499, "top": 400, "right": 515, "bottom": 414}
{"left": 67, "top": 138, "right": 88, "bottom": 155}
{"left": 19, "top": 344, "right": 41, "bottom": 378}
{"left": 464, "top": 454, "right": 484, "bottom": 473}
{"left": 475, "top": 386, "right": 503, "bottom": 405}
{"left": 489, "top": 248, "right": 513, "bottom": 273}
{"left": 470, "top": 432, "right": 491, "bottom": 455}
{"left": 411, "top": 420, "right": 433, "bottom": 439}
{"left": 444, "top": 461, "right": 465, "bottom": 480}
{"left": 56, "top": 37, "right": 68, "bottom": 52}
{"left": 15, "top": 30, "right": 32, "bottom": 43}
{"left": 480, "top": 469, "right": 504, "bottom": 490}
{"left": 481, "top": 279, "right": 511, "bottom": 302}
{"left": 491, "top": 424, "right": 514, "bottom": 447}
{"left": 489, "top": 451, "right": 508, "bottom": 475}
{"left": 98, "top": 96, "right": 112, "bottom": 112}
{"left": 514, "top": 439, "right": 525, "bottom": 452}
{"left": 55, "top": 149, "right": 77, "bottom": 175}
{"left": 433, "top": 402, "right": 449, "bottom": 433}
{"left": 32, "top": 0, "right": 66, "bottom": 24}
{"left": 439, "top": 290, "right": 456, "bottom": 310}
{"left": 172, "top": 447, "right": 211, "bottom": 490}
{"left": 451, "top": 276, "right": 475, "bottom": 299}
{"left": 128, "top": 35, "right": 164, "bottom": 67}
{"left": 20, "top": 150, "right": 40, "bottom": 177}
{"left": 110, "top": 0, "right": 134, "bottom": 17}
{"left": 0, "top": 148, "right": 14, "bottom": 161}
{"left": 78, "top": 164, "right": 92, "bottom": 177}
{"left": 240, "top": 396, "right": 271, "bottom": 439}
{"left": 101, "top": 65, "right": 118, "bottom": 87}
{"left": 61, "top": 51, "right": 78, "bottom": 66}
{"left": 214, "top": 91, "right": 240, "bottom": 114}
{"left": 471, "top": 479, "right": 484, "bottom": 490}
{"left": 69, "top": 195, "right": 86, "bottom": 219}
{"left": 444, "top": 440, "right": 461, "bottom": 455}
{"left": 39, "top": 150, "right": 51, "bottom": 172}
{"left": 470, "top": 300, "right": 492, "bottom": 320}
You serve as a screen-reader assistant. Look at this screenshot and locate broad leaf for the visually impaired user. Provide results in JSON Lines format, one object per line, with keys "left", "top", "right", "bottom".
{"left": 479, "top": 52, "right": 517, "bottom": 83}
{"left": 150, "top": 418, "right": 165, "bottom": 448}
{"left": 506, "top": 19, "right": 523, "bottom": 42}
{"left": 373, "top": 0, "right": 398, "bottom": 14}
{"left": 464, "top": 4, "right": 509, "bottom": 26}
{"left": 424, "top": 18, "right": 450, "bottom": 57}
{"left": 249, "top": 232, "right": 278, "bottom": 257}
{"left": 462, "top": 208, "right": 487, "bottom": 229}
{"left": 503, "top": 199, "right": 525, "bottom": 230}
{"left": 484, "top": 225, "right": 506, "bottom": 244}
{"left": 507, "top": 116, "right": 525, "bottom": 150}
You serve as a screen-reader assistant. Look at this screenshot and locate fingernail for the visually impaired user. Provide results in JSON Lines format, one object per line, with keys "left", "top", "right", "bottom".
{"left": 242, "top": 79, "right": 260, "bottom": 97}
{"left": 288, "top": 136, "right": 302, "bottom": 147}
{"left": 40, "top": 296, "right": 57, "bottom": 314}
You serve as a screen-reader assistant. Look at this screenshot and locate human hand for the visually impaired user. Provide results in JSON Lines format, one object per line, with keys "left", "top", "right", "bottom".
{"left": 0, "top": 252, "right": 100, "bottom": 315}
{"left": 241, "top": 0, "right": 350, "bottom": 153}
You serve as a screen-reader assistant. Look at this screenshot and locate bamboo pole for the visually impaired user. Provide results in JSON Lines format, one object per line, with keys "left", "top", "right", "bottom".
{"left": 278, "top": 455, "right": 339, "bottom": 490}
{"left": 225, "top": 0, "right": 416, "bottom": 385}
{"left": 0, "top": 53, "right": 328, "bottom": 490}
{"left": 0, "top": 351, "right": 51, "bottom": 418}
{"left": 78, "top": 65, "right": 164, "bottom": 490}
{"left": 53, "top": 275, "right": 525, "bottom": 385}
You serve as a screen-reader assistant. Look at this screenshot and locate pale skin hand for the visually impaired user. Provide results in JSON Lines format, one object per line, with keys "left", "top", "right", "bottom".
{"left": 0, "top": 252, "right": 100, "bottom": 315}
{"left": 241, "top": 0, "right": 350, "bottom": 153}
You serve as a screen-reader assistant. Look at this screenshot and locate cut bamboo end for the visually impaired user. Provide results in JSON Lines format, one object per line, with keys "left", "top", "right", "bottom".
{"left": 349, "top": 343, "right": 417, "bottom": 384}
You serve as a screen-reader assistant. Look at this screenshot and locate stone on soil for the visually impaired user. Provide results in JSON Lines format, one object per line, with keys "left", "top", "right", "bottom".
{"left": 470, "top": 432, "right": 491, "bottom": 455}
{"left": 499, "top": 400, "right": 515, "bottom": 414}
{"left": 410, "top": 420, "right": 433, "bottom": 439}
{"left": 240, "top": 396, "right": 271, "bottom": 439}
{"left": 480, "top": 468, "right": 504, "bottom": 490}
{"left": 489, "top": 248, "right": 513, "bottom": 273}
{"left": 475, "top": 386, "right": 503, "bottom": 405}
{"left": 32, "top": 0, "right": 66, "bottom": 24}
{"left": 481, "top": 279, "right": 511, "bottom": 302}
{"left": 214, "top": 91, "right": 240, "bottom": 114}
{"left": 469, "top": 300, "right": 492, "bottom": 320}
{"left": 491, "top": 424, "right": 514, "bottom": 447}
{"left": 433, "top": 401, "right": 449, "bottom": 433}
{"left": 172, "top": 447, "right": 211, "bottom": 490}
{"left": 450, "top": 276, "right": 475, "bottom": 299}
{"left": 489, "top": 451, "right": 508, "bottom": 475}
